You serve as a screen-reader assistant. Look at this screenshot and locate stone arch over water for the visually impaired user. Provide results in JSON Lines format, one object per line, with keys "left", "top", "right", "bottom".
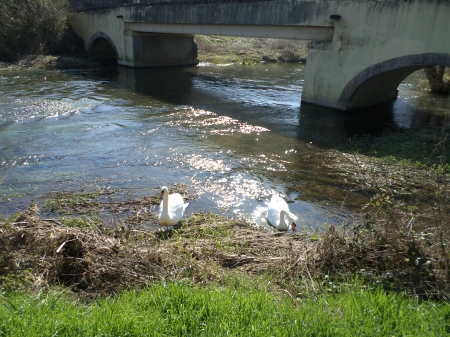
{"left": 88, "top": 32, "right": 118, "bottom": 64}
{"left": 339, "top": 54, "right": 450, "bottom": 110}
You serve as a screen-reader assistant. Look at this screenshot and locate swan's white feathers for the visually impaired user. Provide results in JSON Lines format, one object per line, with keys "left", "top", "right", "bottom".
{"left": 158, "top": 186, "right": 189, "bottom": 226}
{"left": 266, "top": 194, "right": 297, "bottom": 231}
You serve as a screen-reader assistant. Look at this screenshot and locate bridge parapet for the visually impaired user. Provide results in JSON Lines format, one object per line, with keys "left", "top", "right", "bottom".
{"left": 69, "top": 0, "right": 287, "bottom": 11}
{"left": 69, "top": 0, "right": 132, "bottom": 11}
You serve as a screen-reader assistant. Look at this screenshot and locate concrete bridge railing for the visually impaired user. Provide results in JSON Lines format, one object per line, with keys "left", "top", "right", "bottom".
{"left": 69, "top": 0, "right": 450, "bottom": 110}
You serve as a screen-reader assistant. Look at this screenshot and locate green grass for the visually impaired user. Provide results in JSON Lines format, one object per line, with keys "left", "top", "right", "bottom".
{"left": 194, "top": 35, "right": 307, "bottom": 65}
{"left": 345, "top": 127, "right": 450, "bottom": 170}
{"left": 43, "top": 192, "right": 100, "bottom": 215}
{"left": 58, "top": 214, "right": 104, "bottom": 229}
{"left": 1, "top": 282, "right": 449, "bottom": 337}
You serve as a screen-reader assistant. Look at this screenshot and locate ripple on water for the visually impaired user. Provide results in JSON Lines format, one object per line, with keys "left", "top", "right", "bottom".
{"left": 0, "top": 65, "right": 393, "bottom": 229}
{"left": 0, "top": 97, "right": 99, "bottom": 122}
{"left": 166, "top": 106, "right": 270, "bottom": 135}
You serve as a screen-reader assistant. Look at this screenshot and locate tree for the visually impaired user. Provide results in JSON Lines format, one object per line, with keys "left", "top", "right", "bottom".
{"left": 424, "top": 66, "right": 450, "bottom": 95}
{"left": 0, "top": 0, "right": 71, "bottom": 62}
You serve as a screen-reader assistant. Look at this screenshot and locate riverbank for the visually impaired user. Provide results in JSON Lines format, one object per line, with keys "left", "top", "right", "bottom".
{"left": 1, "top": 156, "right": 450, "bottom": 334}
{"left": 0, "top": 54, "right": 96, "bottom": 71}
{"left": 0, "top": 113, "right": 449, "bottom": 334}
{"left": 195, "top": 35, "right": 308, "bottom": 65}
{"left": 1, "top": 124, "right": 449, "bottom": 302}
{"left": 2, "top": 36, "right": 436, "bottom": 97}
{"left": 0, "top": 35, "right": 436, "bottom": 95}
{"left": 0, "top": 36, "right": 308, "bottom": 71}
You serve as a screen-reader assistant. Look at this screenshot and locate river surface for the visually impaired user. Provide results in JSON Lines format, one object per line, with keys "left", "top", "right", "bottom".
{"left": 1, "top": 63, "right": 449, "bottom": 230}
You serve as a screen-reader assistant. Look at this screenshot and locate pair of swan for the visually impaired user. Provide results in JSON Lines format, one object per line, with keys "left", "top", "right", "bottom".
{"left": 158, "top": 186, "right": 297, "bottom": 233}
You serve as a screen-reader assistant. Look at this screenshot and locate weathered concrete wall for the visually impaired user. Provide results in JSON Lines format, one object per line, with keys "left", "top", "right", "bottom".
{"left": 71, "top": 0, "right": 336, "bottom": 67}
{"left": 123, "top": 33, "right": 198, "bottom": 67}
{"left": 124, "top": 0, "right": 336, "bottom": 26}
{"left": 71, "top": 8, "right": 133, "bottom": 65}
{"left": 301, "top": 0, "right": 450, "bottom": 109}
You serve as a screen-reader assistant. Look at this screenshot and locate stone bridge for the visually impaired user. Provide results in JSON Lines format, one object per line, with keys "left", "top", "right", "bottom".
{"left": 69, "top": 0, "right": 450, "bottom": 110}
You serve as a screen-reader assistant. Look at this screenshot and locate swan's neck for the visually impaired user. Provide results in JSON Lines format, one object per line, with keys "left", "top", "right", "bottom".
{"left": 279, "top": 210, "right": 287, "bottom": 226}
{"left": 162, "top": 191, "right": 169, "bottom": 212}
{"left": 280, "top": 210, "right": 294, "bottom": 226}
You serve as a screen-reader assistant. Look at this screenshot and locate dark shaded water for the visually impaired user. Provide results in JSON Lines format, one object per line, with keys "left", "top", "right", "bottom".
{"left": 1, "top": 63, "right": 449, "bottom": 230}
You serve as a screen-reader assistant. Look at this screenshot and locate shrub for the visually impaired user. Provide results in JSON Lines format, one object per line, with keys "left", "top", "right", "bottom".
{"left": 320, "top": 127, "right": 450, "bottom": 300}
{"left": 0, "top": 0, "right": 71, "bottom": 62}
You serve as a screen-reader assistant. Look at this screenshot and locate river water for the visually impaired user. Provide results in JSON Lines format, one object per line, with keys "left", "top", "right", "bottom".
{"left": 1, "top": 63, "right": 449, "bottom": 230}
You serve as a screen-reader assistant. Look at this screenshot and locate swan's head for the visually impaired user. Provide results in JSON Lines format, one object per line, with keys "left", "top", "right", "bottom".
{"left": 286, "top": 213, "right": 297, "bottom": 232}
{"left": 160, "top": 186, "right": 168, "bottom": 199}
{"left": 291, "top": 222, "right": 297, "bottom": 232}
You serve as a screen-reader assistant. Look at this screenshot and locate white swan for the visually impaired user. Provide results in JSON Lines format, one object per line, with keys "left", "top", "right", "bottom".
{"left": 158, "top": 186, "right": 189, "bottom": 227}
{"left": 266, "top": 194, "right": 297, "bottom": 232}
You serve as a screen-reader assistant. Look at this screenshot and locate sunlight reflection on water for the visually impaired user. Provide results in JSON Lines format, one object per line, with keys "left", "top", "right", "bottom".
{"left": 0, "top": 65, "right": 449, "bottom": 230}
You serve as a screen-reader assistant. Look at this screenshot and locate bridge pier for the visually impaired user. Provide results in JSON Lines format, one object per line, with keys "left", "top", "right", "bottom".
{"left": 301, "top": 42, "right": 410, "bottom": 110}
{"left": 119, "top": 33, "right": 198, "bottom": 68}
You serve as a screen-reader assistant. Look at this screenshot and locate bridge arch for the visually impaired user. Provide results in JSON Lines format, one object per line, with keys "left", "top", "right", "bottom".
{"left": 339, "top": 54, "right": 450, "bottom": 110}
{"left": 88, "top": 32, "right": 119, "bottom": 64}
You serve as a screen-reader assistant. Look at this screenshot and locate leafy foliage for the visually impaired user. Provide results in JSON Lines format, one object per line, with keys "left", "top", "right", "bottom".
{"left": 0, "top": 0, "right": 71, "bottom": 62}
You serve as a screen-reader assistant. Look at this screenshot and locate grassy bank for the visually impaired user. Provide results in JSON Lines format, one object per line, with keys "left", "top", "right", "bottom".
{"left": 1, "top": 283, "right": 449, "bottom": 336}
{"left": 1, "top": 127, "right": 449, "bottom": 283}
{"left": 195, "top": 35, "right": 308, "bottom": 65}
{"left": 324, "top": 127, "right": 450, "bottom": 198}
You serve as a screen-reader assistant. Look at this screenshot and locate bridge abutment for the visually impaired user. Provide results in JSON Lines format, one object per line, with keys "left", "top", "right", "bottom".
{"left": 71, "top": 8, "right": 198, "bottom": 69}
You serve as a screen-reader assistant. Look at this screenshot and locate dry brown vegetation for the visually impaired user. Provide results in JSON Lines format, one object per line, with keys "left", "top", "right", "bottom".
{"left": 0, "top": 55, "right": 94, "bottom": 71}
{"left": 320, "top": 129, "right": 450, "bottom": 301}
{"left": 0, "top": 201, "right": 319, "bottom": 299}
{"left": 0, "top": 181, "right": 448, "bottom": 301}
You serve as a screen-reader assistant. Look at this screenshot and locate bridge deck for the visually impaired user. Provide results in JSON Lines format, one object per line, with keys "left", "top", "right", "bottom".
{"left": 125, "top": 23, "right": 333, "bottom": 40}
